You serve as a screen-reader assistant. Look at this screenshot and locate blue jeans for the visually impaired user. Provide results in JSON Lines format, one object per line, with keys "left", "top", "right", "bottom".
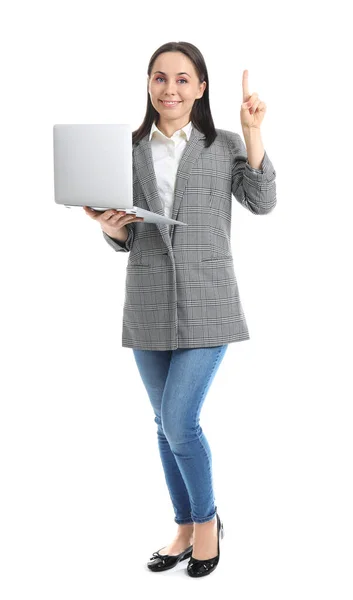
{"left": 132, "top": 345, "right": 228, "bottom": 524}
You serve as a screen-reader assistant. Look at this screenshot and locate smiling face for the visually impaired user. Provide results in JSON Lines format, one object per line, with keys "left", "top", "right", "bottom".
{"left": 148, "top": 51, "right": 206, "bottom": 135}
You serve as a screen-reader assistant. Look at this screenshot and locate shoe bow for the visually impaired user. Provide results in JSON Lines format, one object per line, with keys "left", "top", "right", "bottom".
{"left": 150, "top": 550, "right": 167, "bottom": 562}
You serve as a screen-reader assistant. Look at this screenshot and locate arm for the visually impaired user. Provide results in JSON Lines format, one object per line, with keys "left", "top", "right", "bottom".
{"left": 102, "top": 222, "right": 135, "bottom": 252}
{"left": 228, "top": 131, "right": 277, "bottom": 215}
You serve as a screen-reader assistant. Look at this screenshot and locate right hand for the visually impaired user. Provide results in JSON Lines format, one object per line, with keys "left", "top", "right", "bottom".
{"left": 82, "top": 206, "right": 144, "bottom": 238}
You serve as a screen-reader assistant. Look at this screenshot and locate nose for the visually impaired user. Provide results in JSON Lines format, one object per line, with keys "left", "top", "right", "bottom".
{"left": 164, "top": 82, "right": 178, "bottom": 95}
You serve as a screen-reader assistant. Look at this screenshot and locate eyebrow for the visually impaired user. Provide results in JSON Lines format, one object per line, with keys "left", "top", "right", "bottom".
{"left": 153, "top": 71, "right": 191, "bottom": 77}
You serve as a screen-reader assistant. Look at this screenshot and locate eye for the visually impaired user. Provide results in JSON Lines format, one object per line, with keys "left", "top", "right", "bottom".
{"left": 155, "top": 77, "right": 188, "bottom": 84}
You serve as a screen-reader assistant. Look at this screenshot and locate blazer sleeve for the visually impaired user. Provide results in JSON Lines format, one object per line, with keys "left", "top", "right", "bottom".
{"left": 102, "top": 222, "right": 135, "bottom": 252}
{"left": 228, "top": 131, "right": 277, "bottom": 215}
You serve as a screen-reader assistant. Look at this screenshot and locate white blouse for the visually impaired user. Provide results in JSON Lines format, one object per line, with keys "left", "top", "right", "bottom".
{"left": 149, "top": 120, "right": 193, "bottom": 221}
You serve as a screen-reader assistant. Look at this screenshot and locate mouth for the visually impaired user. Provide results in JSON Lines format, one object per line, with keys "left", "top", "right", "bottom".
{"left": 159, "top": 100, "right": 182, "bottom": 106}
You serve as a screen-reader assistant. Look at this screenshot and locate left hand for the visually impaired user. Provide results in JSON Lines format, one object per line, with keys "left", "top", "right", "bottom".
{"left": 240, "top": 70, "right": 267, "bottom": 129}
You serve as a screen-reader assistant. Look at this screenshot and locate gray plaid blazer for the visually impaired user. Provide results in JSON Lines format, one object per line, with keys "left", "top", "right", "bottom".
{"left": 103, "top": 125, "right": 277, "bottom": 350}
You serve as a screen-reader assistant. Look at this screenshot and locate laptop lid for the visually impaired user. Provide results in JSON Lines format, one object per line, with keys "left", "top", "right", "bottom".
{"left": 53, "top": 123, "right": 133, "bottom": 210}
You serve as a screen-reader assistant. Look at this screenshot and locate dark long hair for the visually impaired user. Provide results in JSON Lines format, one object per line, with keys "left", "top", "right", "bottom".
{"left": 132, "top": 41, "right": 217, "bottom": 149}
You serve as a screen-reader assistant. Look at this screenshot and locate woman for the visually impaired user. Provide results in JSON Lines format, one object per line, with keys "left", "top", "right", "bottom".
{"left": 84, "top": 41, "right": 276, "bottom": 577}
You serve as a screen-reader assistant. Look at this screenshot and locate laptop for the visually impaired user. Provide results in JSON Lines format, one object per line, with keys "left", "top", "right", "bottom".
{"left": 53, "top": 123, "right": 187, "bottom": 226}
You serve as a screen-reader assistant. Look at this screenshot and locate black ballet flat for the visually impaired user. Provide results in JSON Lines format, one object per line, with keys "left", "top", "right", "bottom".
{"left": 187, "top": 513, "right": 224, "bottom": 578}
{"left": 147, "top": 544, "right": 193, "bottom": 572}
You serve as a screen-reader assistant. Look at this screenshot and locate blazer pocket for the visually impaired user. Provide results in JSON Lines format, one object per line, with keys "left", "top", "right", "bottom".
{"left": 127, "top": 252, "right": 150, "bottom": 267}
{"left": 200, "top": 256, "right": 233, "bottom": 263}
{"left": 126, "top": 263, "right": 150, "bottom": 271}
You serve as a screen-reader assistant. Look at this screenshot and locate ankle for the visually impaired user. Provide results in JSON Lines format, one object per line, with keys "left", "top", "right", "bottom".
{"left": 193, "top": 517, "right": 217, "bottom": 530}
{"left": 177, "top": 534, "right": 194, "bottom": 546}
{"left": 176, "top": 524, "right": 194, "bottom": 541}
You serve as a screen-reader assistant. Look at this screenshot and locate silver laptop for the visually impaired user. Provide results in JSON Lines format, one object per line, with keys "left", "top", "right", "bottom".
{"left": 53, "top": 123, "right": 187, "bottom": 226}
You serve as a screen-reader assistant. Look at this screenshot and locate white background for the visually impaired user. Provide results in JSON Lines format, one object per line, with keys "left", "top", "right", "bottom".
{"left": 1, "top": 0, "right": 352, "bottom": 598}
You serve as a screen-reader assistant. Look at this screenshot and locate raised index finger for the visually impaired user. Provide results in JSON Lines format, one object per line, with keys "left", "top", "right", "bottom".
{"left": 242, "top": 69, "right": 250, "bottom": 102}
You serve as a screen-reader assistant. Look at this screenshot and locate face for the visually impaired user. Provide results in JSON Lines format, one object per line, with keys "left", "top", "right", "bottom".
{"left": 148, "top": 52, "right": 206, "bottom": 125}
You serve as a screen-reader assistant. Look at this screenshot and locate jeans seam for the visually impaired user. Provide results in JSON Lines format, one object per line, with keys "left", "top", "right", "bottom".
{"left": 191, "top": 346, "right": 224, "bottom": 523}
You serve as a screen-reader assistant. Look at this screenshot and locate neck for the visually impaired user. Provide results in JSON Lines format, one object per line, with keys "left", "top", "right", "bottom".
{"left": 156, "top": 117, "right": 190, "bottom": 138}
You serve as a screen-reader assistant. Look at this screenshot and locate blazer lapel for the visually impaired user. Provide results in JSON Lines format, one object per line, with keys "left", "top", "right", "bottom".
{"left": 133, "top": 125, "right": 206, "bottom": 252}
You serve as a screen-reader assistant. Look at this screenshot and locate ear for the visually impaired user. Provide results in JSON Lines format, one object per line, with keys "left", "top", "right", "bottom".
{"left": 197, "top": 80, "right": 207, "bottom": 99}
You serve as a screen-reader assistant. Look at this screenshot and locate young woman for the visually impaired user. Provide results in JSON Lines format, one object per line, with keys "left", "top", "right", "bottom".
{"left": 84, "top": 41, "right": 276, "bottom": 578}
